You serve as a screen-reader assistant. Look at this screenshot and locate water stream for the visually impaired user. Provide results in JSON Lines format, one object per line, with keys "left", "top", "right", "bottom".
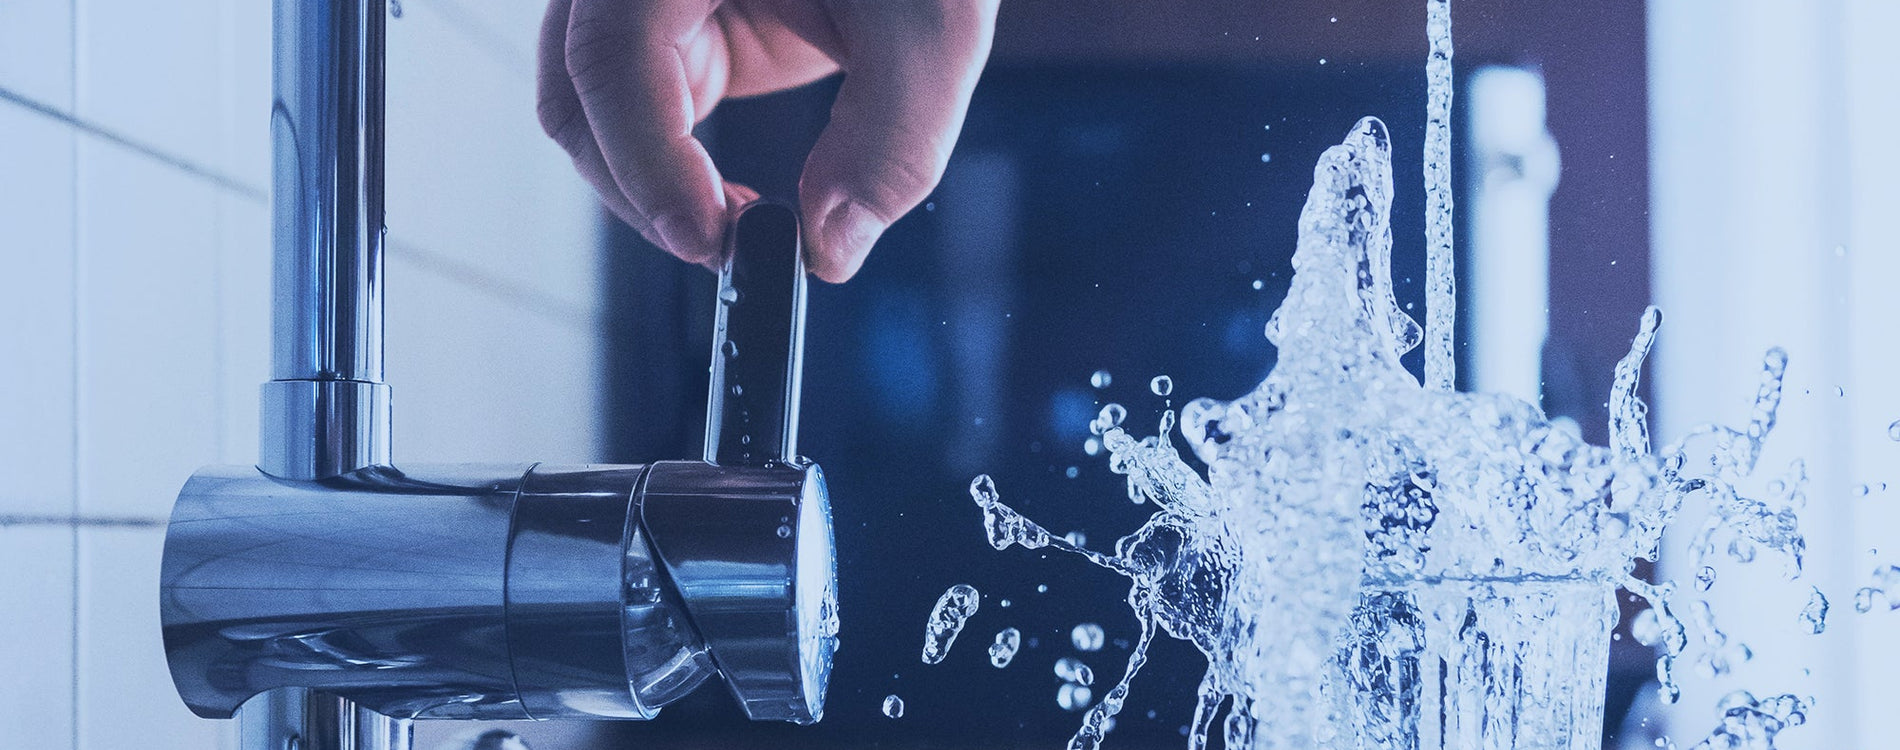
{"left": 927, "top": 3, "right": 1842, "bottom": 749}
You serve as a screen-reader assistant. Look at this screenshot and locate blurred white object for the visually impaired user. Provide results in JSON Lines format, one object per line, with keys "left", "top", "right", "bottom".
{"left": 1467, "top": 65, "right": 1560, "bottom": 405}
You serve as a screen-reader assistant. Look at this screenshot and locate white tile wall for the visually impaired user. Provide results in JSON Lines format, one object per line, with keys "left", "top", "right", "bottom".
{"left": 74, "top": 134, "right": 221, "bottom": 519}
{"left": 0, "top": 102, "right": 77, "bottom": 516}
{"left": 0, "top": 1, "right": 608, "bottom": 747}
{"left": 74, "top": 0, "right": 225, "bottom": 178}
{"left": 75, "top": 526, "right": 216, "bottom": 748}
{"left": 386, "top": 0, "right": 601, "bottom": 316}
{"left": 0, "top": 0, "right": 74, "bottom": 111}
{"left": 0, "top": 525, "right": 76, "bottom": 748}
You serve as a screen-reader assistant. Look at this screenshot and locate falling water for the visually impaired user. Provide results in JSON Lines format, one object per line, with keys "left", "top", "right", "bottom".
{"left": 1423, "top": 0, "right": 1457, "bottom": 392}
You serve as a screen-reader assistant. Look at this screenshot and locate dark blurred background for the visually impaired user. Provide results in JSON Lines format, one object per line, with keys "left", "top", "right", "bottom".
{"left": 593, "top": 2, "right": 1651, "bottom": 748}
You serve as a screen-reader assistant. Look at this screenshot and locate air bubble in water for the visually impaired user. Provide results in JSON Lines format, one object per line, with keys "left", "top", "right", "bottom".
{"left": 1070, "top": 623, "right": 1105, "bottom": 652}
{"left": 1092, "top": 370, "right": 1113, "bottom": 389}
{"left": 921, "top": 584, "right": 981, "bottom": 664}
{"left": 1055, "top": 657, "right": 1096, "bottom": 686}
{"left": 1151, "top": 375, "right": 1174, "bottom": 397}
{"left": 882, "top": 694, "right": 905, "bottom": 718}
{"left": 1057, "top": 683, "right": 1093, "bottom": 712}
{"left": 990, "top": 628, "right": 1021, "bottom": 668}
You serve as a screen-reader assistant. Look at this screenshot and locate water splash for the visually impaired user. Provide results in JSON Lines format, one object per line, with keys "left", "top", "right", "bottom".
{"left": 921, "top": 584, "right": 981, "bottom": 665}
{"left": 965, "top": 117, "right": 1818, "bottom": 750}
{"left": 1686, "top": 692, "right": 1809, "bottom": 750}
{"left": 882, "top": 694, "right": 906, "bottom": 718}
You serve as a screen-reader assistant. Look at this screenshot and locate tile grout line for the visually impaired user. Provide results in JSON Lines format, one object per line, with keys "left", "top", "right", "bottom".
{"left": 0, "top": 84, "right": 267, "bottom": 205}
{"left": 1, "top": 515, "right": 169, "bottom": 529}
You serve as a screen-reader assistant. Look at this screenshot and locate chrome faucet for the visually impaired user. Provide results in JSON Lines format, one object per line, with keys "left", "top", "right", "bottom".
{"left": 157, "top": 3, "right": 837, "bottom": 749}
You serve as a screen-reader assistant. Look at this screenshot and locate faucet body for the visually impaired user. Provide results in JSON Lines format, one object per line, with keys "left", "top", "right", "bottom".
{"left": 164, "top": 460, "right": 828, "bottom": 722}
{"left": 157, "top": 1, "right": 836, "bottom": 748}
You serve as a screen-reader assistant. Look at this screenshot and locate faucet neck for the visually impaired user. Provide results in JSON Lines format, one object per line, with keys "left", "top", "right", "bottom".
{"left": 263, "top": 0, "right": 390, "bottom": 480}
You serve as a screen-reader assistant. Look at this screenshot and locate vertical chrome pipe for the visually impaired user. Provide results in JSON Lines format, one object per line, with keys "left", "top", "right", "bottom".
{"left": 261, "top": 0, "right": 391, "bottom": 480}
{"left": 240, "top": 689, "right": 412, "bottom": 750}
{"left": 248, "top": 1, "right": 402, "bottom": 748}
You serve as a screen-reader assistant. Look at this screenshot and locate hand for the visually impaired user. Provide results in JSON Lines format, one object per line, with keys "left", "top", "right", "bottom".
{"left": 537, "top": 0, "right": 1000, "bottom": 282}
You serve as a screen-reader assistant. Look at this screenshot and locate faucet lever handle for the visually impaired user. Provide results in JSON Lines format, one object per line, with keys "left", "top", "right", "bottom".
{"left": 705, "top": 201, "right": 807, "bottom": 467}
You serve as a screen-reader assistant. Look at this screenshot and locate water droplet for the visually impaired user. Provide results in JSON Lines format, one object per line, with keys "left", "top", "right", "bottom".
{"left": 1836, "top": 386, "right": 1846, "bottom": 397}
{"left": 1098, "top": 404, "right": 1127, "bottom": 430}
{"left": 1071, "top": 623, "right": 1105, "bottom": 652}
{"left": 729, "top": 384, "right": 743, "bottom": 396}
{"left": 1083, "top": 437, "right": 1102, "bottom": 456}
{"left": 1055, "top": 657, "right": 1095, "bottom": 686}
{"left": 1000, "top": 599, "right": 1011, "bottom": 608}
{"left": 1090, "top": 370, "right": 1113, "bottom": 389}
{"left": 775, "top": 524, "right": 792, "bottom": 539}
{"left": 921, "top": 584, "right": 981, "bottom": 664}
{"left": 1855, "top": 587, "right": 1879, "bottom": 613}
{"left": 721, "top": 340, "right": 738, "bottom": 358}
{"left": 388, "top": 0, "right": 403, "bottom": 18}
{"left": 1150, "top": 375, "right": 1174, "bottom": 397}
{"left": 1065, "top": 466, "right": 1079, "bottom": 479}
{"left": 1799, "top": 586, "right": 1828, "bottom": 634}
{"left": 1036, "top": 584, "right": 1049, "bottom": 594}
{"left": 1889, "top": 420, "right": 1900, "bottom": 441}
{"left": 1056, "top": 683, "right": 1093, "bottom": 712}
{"left": 1695, "top": 566, "right": 1717, "bottom": 592}
{"left": 1064, "top": 530, "right": 1088, "bottom": 547}
{"left": 1260, "top": 153, "right": 1273, "bottom": 163}
{"left": 1252, "top": 279, "right": 1265, "bottom": 290}
{"left": 989, "top": 628, "right": 1021, "bottom": 668}
{"left": 882, "top": 694, "right": 905, "bottom": 718}
{"left": 1857, "top": 484, "right": 1871, "bottom": 497}
{"left": 1318, "top": 58, "right": 1328, "bottom": 65}
{"left": 718, "top": 286, "right": 740, "bottom": 305}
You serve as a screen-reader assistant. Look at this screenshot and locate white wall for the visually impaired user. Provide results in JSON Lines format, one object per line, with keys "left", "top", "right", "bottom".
{"left": 1649, "top": 2, "right": 1900, "bottom": 749}
{"left": 0, "top": 1, "right": 606, "bottom": 747}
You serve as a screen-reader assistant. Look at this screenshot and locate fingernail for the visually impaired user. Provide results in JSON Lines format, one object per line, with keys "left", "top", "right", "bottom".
{"left": 652, "top": 212, "right": 720, "bottom": 265}
{"left": 816, "top": 200, "right": 886, "bottom": 282}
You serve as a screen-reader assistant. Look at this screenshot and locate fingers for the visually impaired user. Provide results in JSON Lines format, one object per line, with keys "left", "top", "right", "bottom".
{"left": 798, "top": 0, "right": 999, "bottom": 283}
{"left": 553, "top": 0, "right": 732, "bottom": 265}
{"left": 538, "top": 0, "right": 643, "bottom": 229}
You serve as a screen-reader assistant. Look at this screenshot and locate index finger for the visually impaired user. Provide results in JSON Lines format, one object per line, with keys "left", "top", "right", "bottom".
{"left": 564, "top": 0, "right": 732, "bottom": 264}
